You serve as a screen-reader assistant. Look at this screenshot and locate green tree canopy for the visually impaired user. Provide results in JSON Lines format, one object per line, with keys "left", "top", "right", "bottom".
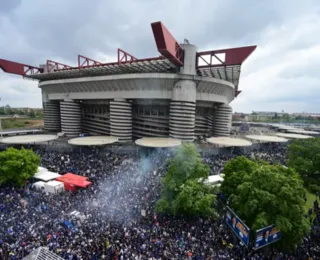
{"left": 156, "top": 143, "right": 216, "bottom": 218}
{"left": 28, "top": 110, "right": 36, "bottom": 118}
{"left": 221, "top": 156, "right": 310, "bottom": 250}
{"left": 287, "top": 138, "right": 320, "bottom": 177}
{"left": 0, "top": 147, "right": 40, "bottom": 186}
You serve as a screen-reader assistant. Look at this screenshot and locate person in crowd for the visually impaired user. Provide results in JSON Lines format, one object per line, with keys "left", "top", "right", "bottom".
{"left": 0, "top": 145, "right": 319, "bottom": 259}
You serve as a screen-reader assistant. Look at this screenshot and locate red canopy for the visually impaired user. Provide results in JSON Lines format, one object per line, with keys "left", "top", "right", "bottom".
{"left": 56, "top": 173, "right": 92, "bottom": 188}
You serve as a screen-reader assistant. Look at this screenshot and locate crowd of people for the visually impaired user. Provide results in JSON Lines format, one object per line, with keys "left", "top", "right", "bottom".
{"left": 0, "top": 144, "right": 319, "bottom": 259}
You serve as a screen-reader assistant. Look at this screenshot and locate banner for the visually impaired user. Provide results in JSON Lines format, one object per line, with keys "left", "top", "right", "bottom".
{"left": 225, "top": 207, "right": 250, "bottom": 246}
{"left": 254, "top": 224, "right": 281, "bottom": 250}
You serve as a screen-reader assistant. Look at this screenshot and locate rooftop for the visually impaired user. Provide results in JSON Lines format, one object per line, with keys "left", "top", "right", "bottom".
{"left": 68, "top": 136, "right": 118, "bottom": 146}
{"left": 56, "top": 173, "right": 92, "bottom": 188}
{"left": 276, "top": 133, "right": 314, "bottom": 139}
{"left": 245, "top": 135, "right": 288, "bottom": 143}
{"left": 135, "top": 137, "right": 181, "bottom": 148}
{"left": 206, "top": 137, "right": 252, "bottom": 147}
{"left": 33, "top": 171, "right": 61, "bottom": 182}
{"left": 0, "top": 134, "right": 58, "bottom": 144}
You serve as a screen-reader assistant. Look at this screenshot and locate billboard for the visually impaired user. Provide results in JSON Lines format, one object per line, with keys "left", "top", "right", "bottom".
{"left": 254, "top": 224, "right": 281, "bottom": 250}
{"left": 225, "top": 207, "right": 250, "bottom": 246}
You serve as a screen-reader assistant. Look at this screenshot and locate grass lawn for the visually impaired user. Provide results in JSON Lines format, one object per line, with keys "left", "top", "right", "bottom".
{"left": 1, "top": 118, "right": 44, "bottom": 130}
{"left": 304, "top": 191, "right": 317, "bottom": 213}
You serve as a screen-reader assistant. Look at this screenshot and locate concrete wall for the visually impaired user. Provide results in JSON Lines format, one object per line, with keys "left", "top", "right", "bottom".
{"left": 40, "top": 62, "right": 235, "bottom": 140}
{"left": 180, "top": 44, "right": 197, "bottom": 75}
{"left": 39, "top": 73, "right": 235, "bottom": 105}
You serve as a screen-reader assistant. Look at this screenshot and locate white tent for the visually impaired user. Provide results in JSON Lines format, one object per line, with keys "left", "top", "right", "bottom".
{"left": 37, "top": 166, "right": 47, "bottom": 174}
{"left": 44, "top": 181, "right": 64, "bottom": 194}
{"left": 199, "top": 175, "right": 224, "bottom": 186}
{"left": 23, "top": 246, "right": 64, "bottom": 260}
{"left": 33, "top": 171, "right": 61, "bottom": 182}
{"left": 205, "top": 175, "right": 224, "bottom": 185}
{"left": 33, "top": 181, "right": 45, "bottom": 190}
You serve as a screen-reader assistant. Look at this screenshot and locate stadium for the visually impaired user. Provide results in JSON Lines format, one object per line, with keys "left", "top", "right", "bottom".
{"left": 0, "top": 21, "right": 256, "bottom": 142}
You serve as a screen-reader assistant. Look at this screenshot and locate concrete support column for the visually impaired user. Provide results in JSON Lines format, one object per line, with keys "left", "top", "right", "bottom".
{"left": 170, "top": 100, "right": 196, "bottom": 142}
{"left": 180, "top": 44, "right": 197, "bottom": 75}
{"left": 212, "top": 104, "right": 232, "bottom": 136}
{"left": 43, "top": 101, "right": 61, "bottom": 132}
{"left": 60, "top": 100, "right": 81, "bottom": 137}
{"left": 110, "top": 99, "right": 132, "bottom": 142}
{"left": 169, "top": 80, "right": 196, "bottom": 142}
{"left": 207, "top": 115, "right": 214, "bottom": 135}
{"left": 169, "top": 43, "right": 197, "bottom": 142}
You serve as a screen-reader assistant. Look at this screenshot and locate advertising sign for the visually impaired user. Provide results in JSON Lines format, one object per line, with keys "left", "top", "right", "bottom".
{"left": 225, "top": 207, "right": 250, "bottom": 247}
{"left": 254, "top": 224, "right": 281, "bottom": 250}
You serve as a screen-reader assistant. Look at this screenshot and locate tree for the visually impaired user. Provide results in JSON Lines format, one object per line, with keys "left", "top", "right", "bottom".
{"left": 156, "top": 143, "right": 217, "bottom": 218}
{"left": 0, "top": 147, "right": 40, "bottom": 186}
{"left": 4, "top": 104, "right": 12, "bottom": 115}
{"left": 281, "top": 113, "right": 291, "bottom": 121}
{"left": 37, "top": 109, "right": 44, "bottom": 119}
{"left": 287, "top": 138, "right": 320, "bottom": 177}
{"left": 28, "top": 110, "right": 36, "bottom": 118}
{"left": 221, "top": 156, "right": 310, "bottom": 250}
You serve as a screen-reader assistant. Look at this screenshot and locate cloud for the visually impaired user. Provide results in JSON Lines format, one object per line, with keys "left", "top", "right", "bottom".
{"left": 0, "top": 0, "right": 21, "bottom": 13}
{"left": 232, "top": 12, "right": 320, "bottom": 113}
{"left": 0, "top": 0, "right": 319, "bottom": 112}
{"left": 0, "top": 74, "right": 40, "bottom": 107}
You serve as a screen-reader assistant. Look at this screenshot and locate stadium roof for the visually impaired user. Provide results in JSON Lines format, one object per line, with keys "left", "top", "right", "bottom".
{"left": 0, "top": 134, "right": 58, "bottom": 144}
{"left": 246, "top": 135, "right": 288, "bottom": 143}
{"left": 0, "top": 21, "right": 256, "bottom": 97}
{"left": 206, "top": 137, "right": 252, "bottom": 147}
{"left": 24, "top": 58, "right": 178, "bottom": 81}
{"left": 22, "top": 58, "right": 245, "bottom": 90}
{"left": 135, "top": 137, "right": 181, "bottom": 148}
{"left": 68, "top": 136, "right": 118, "bottom": 146}
{"left": 23, "top": 247, "right": 64, "bottom": 260}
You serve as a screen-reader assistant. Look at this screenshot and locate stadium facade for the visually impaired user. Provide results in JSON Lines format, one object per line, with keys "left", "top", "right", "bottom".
{"left": 0, "top": 22, "right": 256, "bottom": 142}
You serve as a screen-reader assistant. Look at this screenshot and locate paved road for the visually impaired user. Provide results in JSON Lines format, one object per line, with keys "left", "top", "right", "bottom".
{"left": 0, "top": 128, "right": 43, "bottom": 136}
{"left": 0, "top": 116, "right": 29, "bottom": 119}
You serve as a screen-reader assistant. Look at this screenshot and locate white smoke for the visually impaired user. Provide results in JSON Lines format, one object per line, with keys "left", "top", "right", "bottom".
{"left": 83, "top": 149, "right": 172, "bottom": 225}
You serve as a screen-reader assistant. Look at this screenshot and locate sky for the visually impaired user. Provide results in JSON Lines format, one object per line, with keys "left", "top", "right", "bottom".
{"left": 0, "top": 0, "right": 320, "bottom": 113}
